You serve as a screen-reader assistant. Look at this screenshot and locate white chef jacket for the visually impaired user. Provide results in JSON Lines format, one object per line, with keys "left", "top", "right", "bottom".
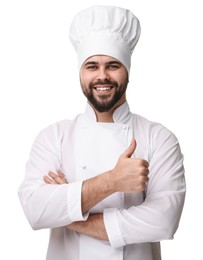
{"left": 18, "top": 102, "right": 186, "bottom": 260}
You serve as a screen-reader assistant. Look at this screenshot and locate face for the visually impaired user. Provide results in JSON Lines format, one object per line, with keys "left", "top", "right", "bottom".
{"left": 80, "top": 55, "right": 129, "bottom": 113}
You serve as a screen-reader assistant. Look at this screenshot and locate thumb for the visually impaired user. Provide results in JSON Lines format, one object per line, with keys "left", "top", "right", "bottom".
{"left": 121, "top": 138, "right": 137, "bottom": 159}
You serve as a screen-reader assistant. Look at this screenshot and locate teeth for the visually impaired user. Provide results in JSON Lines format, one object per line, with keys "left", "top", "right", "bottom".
{"left": 96, "top": 87, "right": 111, "bottom": 91}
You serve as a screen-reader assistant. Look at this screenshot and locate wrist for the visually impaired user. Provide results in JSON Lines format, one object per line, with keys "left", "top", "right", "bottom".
{"left": 103, "top": 170, "right": 116, "bottom": 193}
{"left": 81, "top": 171, "right": 115, "bottom": 214}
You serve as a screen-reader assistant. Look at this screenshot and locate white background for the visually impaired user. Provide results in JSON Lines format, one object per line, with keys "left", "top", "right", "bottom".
{"left": 0, "top": 0, "right": 202, "bottom": 259}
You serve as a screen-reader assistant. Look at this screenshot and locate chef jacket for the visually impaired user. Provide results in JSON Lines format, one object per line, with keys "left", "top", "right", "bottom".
{"left": 18, "top": 102, "right": 186, "bottom": 260}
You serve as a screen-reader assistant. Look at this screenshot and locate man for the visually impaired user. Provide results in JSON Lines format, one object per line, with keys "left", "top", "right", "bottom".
{"left": 18, "top": 5, "right": 186, "bottom": 260}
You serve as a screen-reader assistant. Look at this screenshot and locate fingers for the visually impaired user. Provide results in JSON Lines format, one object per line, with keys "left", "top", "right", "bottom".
{"left": 44, "top": 175, "right": 56, "bottom": 184}
{"left": 43, "top": 170, "right": 68, "bottom": 185}
{"left": 134, "top": 158, "right": 149, "bottom": 168}
{"left": 121, "top": 138, "right": 137, "bottom": 159}
{"left": 57, "top": 169, "right": 66, "bottom": 179}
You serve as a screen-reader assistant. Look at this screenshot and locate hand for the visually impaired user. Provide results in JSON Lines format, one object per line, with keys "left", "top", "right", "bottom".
{"left": 109, "top": 138, "right": 149, "bottom": 193}
{"left": 43, "top": 170, "right": 68, "bottom": 184}
{"left": 67, "top": 214, "right": 108, "bottom": 241}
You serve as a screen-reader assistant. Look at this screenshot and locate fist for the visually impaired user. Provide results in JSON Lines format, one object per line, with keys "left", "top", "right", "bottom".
{"left": 110, "top": 139, "right": 149, "bottom": 193}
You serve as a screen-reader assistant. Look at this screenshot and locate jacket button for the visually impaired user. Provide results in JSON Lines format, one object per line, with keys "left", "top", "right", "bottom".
{"left": 81, "top": 165, "right": 86, "bottom": 170}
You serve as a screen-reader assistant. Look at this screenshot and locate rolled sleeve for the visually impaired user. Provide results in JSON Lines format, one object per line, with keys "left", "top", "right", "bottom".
{"left": 67, "top": 181, "right": 89, "bottom": 222}
{"left": 103, "top": 208, "right": 126, "bottom": 248}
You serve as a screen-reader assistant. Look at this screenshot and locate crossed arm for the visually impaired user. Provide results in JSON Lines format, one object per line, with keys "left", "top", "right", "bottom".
{"left": 44, "top": 170, "right": 109, "bottom": 240}
{"left": 43, "top": 139, "right": 149, "bottom": 240}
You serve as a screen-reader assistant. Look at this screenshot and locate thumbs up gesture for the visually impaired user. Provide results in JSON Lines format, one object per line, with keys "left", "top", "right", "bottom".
{"left": 121, "top": 138, "right": 137, "bottom": 159}
{"left": 109, "top": 139, "right": 149, "bottom": 193}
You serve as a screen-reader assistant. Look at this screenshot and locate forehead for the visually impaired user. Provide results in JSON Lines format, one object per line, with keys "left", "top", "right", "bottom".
{"left": 84, "top": 55, "right": 121, "bottom": 65}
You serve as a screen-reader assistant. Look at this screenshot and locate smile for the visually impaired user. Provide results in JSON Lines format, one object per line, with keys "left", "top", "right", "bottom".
{"left": 95, "top": 87, "right": 111, "bottom": 91}
{"left": 93, "top": 85, "right": 115, "bottom": 92}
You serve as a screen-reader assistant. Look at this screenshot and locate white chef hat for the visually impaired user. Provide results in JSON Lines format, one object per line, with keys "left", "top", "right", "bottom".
{"left": 69, "top": 5, "right": 141, "bottom": 74}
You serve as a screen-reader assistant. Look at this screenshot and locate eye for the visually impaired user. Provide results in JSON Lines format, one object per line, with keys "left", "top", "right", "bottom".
{"left": 86, "top": 65, "right": 98, "bottom": 70}
{"left": 107, "top": 64, "right": 120, "bottom": 70}
{"left": 110, "top": 65, "right": 119, "bottom": 69}
{"left": 107, "top": 62, "right": 121, "bottom": 70}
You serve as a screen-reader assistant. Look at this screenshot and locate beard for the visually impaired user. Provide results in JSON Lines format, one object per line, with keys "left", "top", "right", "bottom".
{"left": 81, "top": 78, "right": 128, "bottom": 113}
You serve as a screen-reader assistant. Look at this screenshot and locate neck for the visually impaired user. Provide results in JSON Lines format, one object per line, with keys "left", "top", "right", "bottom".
{"left": 95, "top": 111, "right": 114, "bottom": 123}
{"left": 89, "top": 96, "right": 126, "bottom": 122}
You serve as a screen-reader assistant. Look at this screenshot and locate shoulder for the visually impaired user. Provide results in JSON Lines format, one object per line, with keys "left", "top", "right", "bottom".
{"left": 34, "top": 114, "right": 81, "bottom": 144}
{"left": 132, "top": 113, "right": 183, "bottom": 163}
{"left": 132, "top": 113, "right": 179, "bottom": 145}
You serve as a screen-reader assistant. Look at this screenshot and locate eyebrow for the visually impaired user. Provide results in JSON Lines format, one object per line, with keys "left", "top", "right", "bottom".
{"left": 107, "top": 61, "right": 122, "bottom": 65}
{"left": 84, "top": 61, "right": 98, "bottom": 66}
{"left": 84, "top": 60, "right": 122, "bottom": 66}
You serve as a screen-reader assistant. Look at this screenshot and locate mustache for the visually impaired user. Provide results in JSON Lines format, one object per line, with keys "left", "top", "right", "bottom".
{"left": 89, "top": 80, "right": 118, "bottom": 89}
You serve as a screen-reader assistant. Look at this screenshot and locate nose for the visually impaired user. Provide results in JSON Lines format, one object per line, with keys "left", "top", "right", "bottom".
{"left": 97, "top": 67, "right": 110, "bottom": 81}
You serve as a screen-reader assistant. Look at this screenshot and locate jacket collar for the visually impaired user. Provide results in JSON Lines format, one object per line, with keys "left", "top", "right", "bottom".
{"left": 84, "top": 102, "right": 132, "bottom": 124}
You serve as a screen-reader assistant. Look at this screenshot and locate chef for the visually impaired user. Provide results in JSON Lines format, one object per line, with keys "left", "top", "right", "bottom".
{"left": 18, "top": 5, "right": 186, "bottom": 260}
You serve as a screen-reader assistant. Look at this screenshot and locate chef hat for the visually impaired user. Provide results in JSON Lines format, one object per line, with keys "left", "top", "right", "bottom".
{"left": 69, "top": 5, "right": 141, "bottom": 74}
